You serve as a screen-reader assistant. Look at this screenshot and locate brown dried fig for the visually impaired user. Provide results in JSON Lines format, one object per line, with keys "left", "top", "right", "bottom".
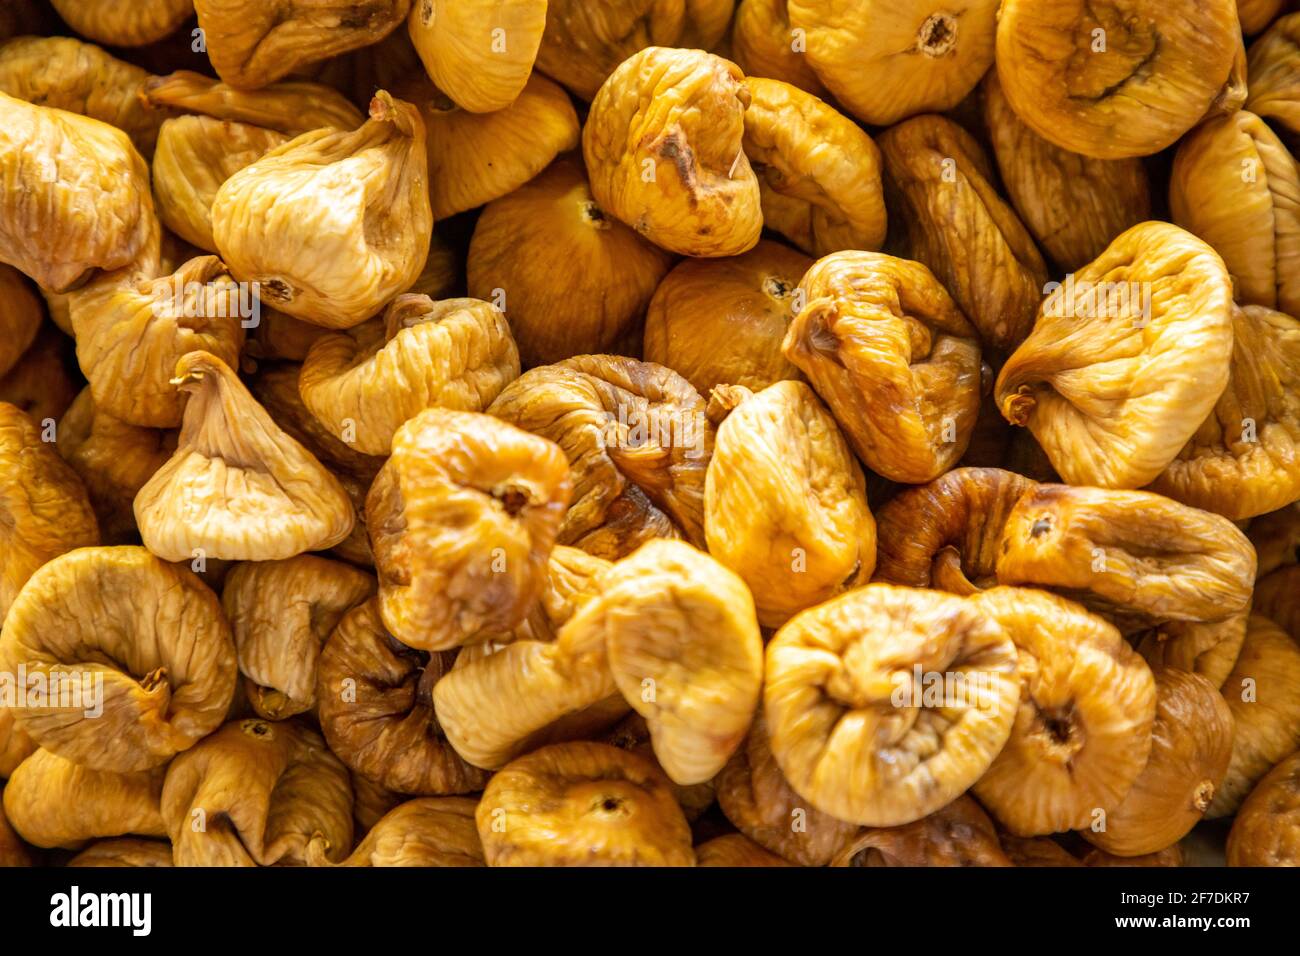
{"left": 1246, "top": 12, "right": 1300, "bottom": 139}
{"left": 0, "top": 787, "right": 30, "bottom": 866}
{"left": 0, "top": 267, "right": 42, "bottom": 381}
{"left": 308, "top": 797, "right": 483, "bottom": 866}
{"left": 1250, "top": 504, "right": 1300, "bottom": 577}
{"left": 695, "top": 833, "right": 793, "bottom": 866}
{"left": 67, "top": 839, "right": 174, "bottom": 868}
{"left": 0, "top": 327, "right": 79, "bottom": 426}
{"left": 1000, "top": 835, "right": 1083, "bottom": 867}
{"left": 1227, "top": 749, "right": 1300, "bottom": 866}
{"left": 831, "top": 796, "right": 1012, "bottom": 867}
{"left": 1255, "top": 565, "right": 1300, "bottom": 640}
{"left": 1135, "top": 615, "right": 1249, "bottom": 690}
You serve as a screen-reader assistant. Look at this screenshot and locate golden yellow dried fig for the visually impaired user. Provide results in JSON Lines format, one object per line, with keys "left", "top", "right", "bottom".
{"left": 995, "top": 0, "right": 1240, "bottom": 159}
{"left": 488, "top": 355, "right": 712, "bottom": 558}
{"left": 0, "top": 36, "right": 166, "bottom": 156}
{"left": 1227, "top": 749, "right": 1300, "bottom": 866}
{"left": 1210, "top": 615, "right": 1300, "bottom": 817}
{"left": 1146, "top": 305, "right": 1300, "bottom": 519}
{"left": 0, "top": 93, "right": 156, "bottom": 293}
{"left": 731, "top": 0, "right": 827, "bottom": 97}
{"left": 995, "top": 222, "right": 1235, "bottom": 488}
{"left": 643, "top": 240, "right": 809, "bottom": 396}
{"left": 715, "top": 712, "right": 856, "bottom": 866}
{"left": 583, "top": 47, "right": 762, "bottom": 257}
{"left": 1080, "top": 669, "right": 1232, "bottom": 857}
{"left": 982, "top": 71, "right": 1151, "bottom": 273}
{"left": 1135, "top": 614, "right": 1249, "bottom": 690}
{"left": 600, "top": 713, "right": 715, "bottom": 821}
{"left": 55, "top": 389, "right": 174, "bottom": 544}
{"left": 193, "top": 0, "right": 410, "bottom": 89}
{"left": 367, "top": 407, "right": 571, "bottom": 649}
{"left": 873, "top": 467, "right": 1037, "bottom": 591}
{"left": 315, "top": 599, "right": 490, "bottom": 794}
{"left": 69, "top": 256, "right": 248, "bottom": 428}
{"left": 476, "top": 741, "right": 695, "bottom": 866}
{"left": 2, "top": 749, "right": 166, "bottom": 849}
{"left": 705, "top": 381, "right": 875, "bottom": 626}
{"left": 68, "top": 839, "right": 174, "bottom": 868}
{"left": 299, "top": 295, "right": 520, "bottom": 456}
{"left": 1171, "top": 112, "right": 1300, "bottom": 316}
{"left": 1255, "top": 565, "right": 1300, "bottom": 639}
{"left": 161, "top": 718, "right": 352, "bottom": 866}
{"left": 788, "top": 0, "right": 996, "bottom": 125}
{"left": 407, "top": 0, "right": 546, "bottom": 113}
{"left": 223, "top": 556, "right": 375, "bottom": 720}
{"left": 134, "top": 351, "right": 355, "bottom": 561}
{"left": 515, "top": 546, "right": 615, "bottom": 643}
{"left": 741, "top": 77, "right": 886, "bottom": 257}
{"left": 50, "top": 0, "right": 192, "bottom": 46}
{"left": 350, "top": 772, "right": 402, "bottom": 835}
{"left": 142, "top": 70, "right": 365, "bottom": 136}
{"left": 765, "top": 583, "right": 1019, "bottom": 826}
{"left": 0, "top": 787, "right": 30, "bottom": 866}
{"left": 783, "top": 251, "right": 983, "bottom": 483}
{"left": 831, "top": 796, "right": 1012, "bottom": 867}
{"left": 398, "top": 71, "right": 578, "bottom": 221}
{"left": 878, "top": 114, "right": 1048, "bottom": 350}
{"left": 0, "top": 267, "right": 42, "bottom": 383}
{"left": 1250, "top": 504, "right": 1300, "bottom": 576}
{"left": 213, "top": 91, "right": 430, "bottom": 329}
{"left": 1240, "top": 0, "right": 1285, "bottom": 35}
{"left": 308, "top": 797, "right": 483, "bottom": 867}
{"left": 969, "top": 586, "right": 1156, "bottom": 836}
{"left": 0, "top": 546, "right": 235, "bottom": 772}
{"left": 0, "top": 708, "right": 35, "bottom": 779}
{"left": 152, "top": 117, "right": 290, "bottom": 252}
{"left": 468, "top": 156, "right": 673, "bottom": 368}
{"left": 0, "top": 403, "right": 99, "bottom": 623}
{"left": 995, "top": 485, "right": 1257, "bottom": 624}
{"left": 695, "top": 833, "right": 793, "bottom": 866}
{"left": 0, "top": 327, "right": 79, "bottom": 428}
{"left": 1000, "top": 834, "right": 1083, "bottom": 867}
{"left": 1246, "top": 12, "right": 1300, "bottom": 139}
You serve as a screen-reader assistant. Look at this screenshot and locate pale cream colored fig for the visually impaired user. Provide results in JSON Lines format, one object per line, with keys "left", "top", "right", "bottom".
{"left": 213, "top": 91, "right": 431, "bottom": 329}
{"left": 134, "top": 351, "right": 356, "bottom": 561}
{"left": 299, "top": 294, "right": 520, "bottom": 456}
{"left": 142, "top": 71, "right": 365, "bottom": 136}
{"left": 308, "top": 797, "right": 483, "bottom": 866}
{"left": 0, "top": 546, "right": 235, "bottom": 772}
{"left": 223, "top": 556, "right": 375, "bottom": 720}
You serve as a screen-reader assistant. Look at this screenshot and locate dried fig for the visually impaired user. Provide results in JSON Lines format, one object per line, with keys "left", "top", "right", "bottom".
{"left": 299, "top": 295, "right": 520, "bottom": 456}
{"left": 213, "top": 91, "right": 430, "bottom": 329}
{"left": 1000, "top": 835, "right": 1083, "bottom": 867}
{"left": 878, "top": 114, "right": 1048, "bottom": 350}
{"left": 1170, "top": 111, "right": 1300, "bottom": 317}
{"left": 0, "top": 403, "right": 99, "bottom": 623}
{"left": 407, "top": 0, "right": 546, "bottom": 113}
{"left": 731, "top": 0, "right": 828, "bottom": 97}
{"left": 0, "top": 327, "right": 79, "bottom": 426}
{"left": 141, "top": 70, "right": 365, "bottom": 136}
{"left": 995, "top": 0, "right": 1240, "bottom": 159}
{"left": 705, "top": 381, "right": 875, "bottom": 627}
{"left": 994, "top": 485, "right": 1257, "bottom": 624}
{"left": 831, "top": 795, "right": 1012, "bottom": 867}
{"left": 1255, "top": 565, "right": 1300, "bottom": 639}
{"left": 134, "top": 351, "right": 355, "bottom": 561}
{"left": 601, "top": 714, "right": 715, "bottom": 822}
{"left": 350, "top": 772, "right": 402, "bottom": 835}
{"left": 400, "top": 72, "right": 580, "bottom": 221}
{"left": 0, "top": 546, "right": 235, "bottom": 772}
{"left": 0, "top": 708, "right": 35, "bottom": 779}
{"left": 0, "top": 788, "right": 30, "bottom": 867}
{"left": 741, "top": 77, "right": 886, "bottom": 257}
{"left": 68, "top": 839, "right": 174, "bottom": 868}
{"left": 50, "top": 0, "right": 193, "bottom": 46}
{"left": 643, "top": 240, "right": 810, "bottom": 396}
{"left": 468, "top": 156, "right": 674, "bottom": 368}
{"left": 764, "top": 584, "right": 1019, "bottom": 827}
{"left": 1083, "top": 845, "right": 1184, "bottom": 867}
{"left": 1246, "top": 12, "right": 1300, "bottom": 139}
{"left": 715, "top": 712, "right": 856, "bottom": 866}
{"left": 0, "top": 267, "right": 42, "bottom": 381}
{"left": 366, "top": 407, "right": 571, "bottom": 650}
{"left": 1240, "top": 0, "right": 1285, "bottom": 35}
{"left": 193, "top": 0, "right": 411, "bottom": 89}
{"left": 1135, "top": 614, "right": 1249, "bottom": 690}
{"left": 583, "top": 47, "right": 762, "bottom": 257}
{"left": 968, "top": 587, "right": 1155, "bottom": 836}
{"left": 872, "top": 467, "right": 1037, "bottom": 591}
{"left": 0, "top": 93, "right": 156, "bottom": 292}
{"left": 982, "top": 71, "right": 1151, "bottom": 273}
{"left": 783, "top": 251, "right": 983, "bottom": 483}
{"left": 1080, "top": 669, "right": 1233, "bottom": 857}
{"left": 161, "top": 718, "right": 353, "bottom": 866}
{"left": 223, "top": 556, "right": 375, "bottom": 720}
{"left": 995, "top": 222, "right": 1235, "bottom": 489}
{"left": 2, "top": 749, "right": 166, "bottom": 849}
{"left": 488, "top": 355, "right": 712, "bottom": 558}
{"left": 308, "top": 797, "right": 483, "bottom": 866}
{"left": 476, "top": 741, "right": 695, "bottom": 866}
{"left": 1250, "top": 504, "right": 1300, "bottom": 577}
{"left": 1227, "top": 749, "right": 1300, "bottom": 866}
{"left": 695, "top": 833, "right": 792, "bottom": 866}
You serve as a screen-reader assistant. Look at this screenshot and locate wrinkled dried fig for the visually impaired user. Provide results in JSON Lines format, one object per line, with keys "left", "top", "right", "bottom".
{"left": 476, "top": 741, "right": 695, "bottom": 866}
{"left": 1083, "top": 845, "right": 1184, "bottom": 867}
{"left": 731, "top": 0, "right": 828, "bottom": 97}
{"left": 1255, "top": 565, "right": 1300, "bottom": 640}
{"left": 309, "top": 796, "right": 483, "bottom": 866}
{"left": 0, "top": 708, "right": 35, "bottom": 779}
{"left": 601, "top": 713, "right": 715, "bottom": 821}
{"left": 300, "top": 295, "right": 520, "bottom": 456}
{"left": 765, "top": 584, "right": 1019, "bottom": 826}
{"left": 161, "top": 719, "right": 352, "bottom": 866}
{"left": 213, "top": 91, "right": 430, "bottom": 329}
{"left": 695, "top": 833, "right": 792, "bottom": 866}
{"left": 0, "top": 327, "right": 79, "bottom": 426}
{"left": 1246, "top": 12, "right": 1300, "bottom": 139}
{"left": 0, "top": 788, "right": 29, "bottom": 866}
{"left": 350, "top": 772, "right": 402, "bottom": 835}
{"left": 783, "top": 251, "right": 983, "bottom": 483}
{"left": 68, "top": 839, "right": 174, "bottom": 867}
{"left": 468, "top": 156, "right": 673, "bottom": 368}
{"left": 142, "top": 70, "right": 365, "bottom": 136}
{"left": 995, "top": 222, "right": 1235, "bottom": 489}
{"left": 0, "top": 267, "right": 42, "bottom": 381}
{"left": 831, "top": 795, "right": 1012, "bottom": 867}
{"left": 1000, "top": 834, "right": 1083, "bottom": 867}
{"left": 0, "top": 546, "right": 235, "bottom": 772}
{"left": 50, "top": 0, "right": 192, "bottom": 46}
{"left": 583, "top": 47, "right": 762, "bottom": 257}
{"left": 135, "top": 351, "right": 355, "bottom": 561}
{"left": 1250, "top": 505, "right": 1300, "bottom": 577}
{"left": 1135, "top": 614, "right": 1249, "bottom": 690}
{"left": 1227, "top": 749, "right": 1300, "bottom": 866}
{"left": 706, "top": 381, "right": 875, "bottom": 626}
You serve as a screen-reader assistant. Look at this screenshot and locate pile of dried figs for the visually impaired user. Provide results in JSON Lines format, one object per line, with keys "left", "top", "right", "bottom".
{"left": 1, "top": 0, "right": 1299, "bottom": 869}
